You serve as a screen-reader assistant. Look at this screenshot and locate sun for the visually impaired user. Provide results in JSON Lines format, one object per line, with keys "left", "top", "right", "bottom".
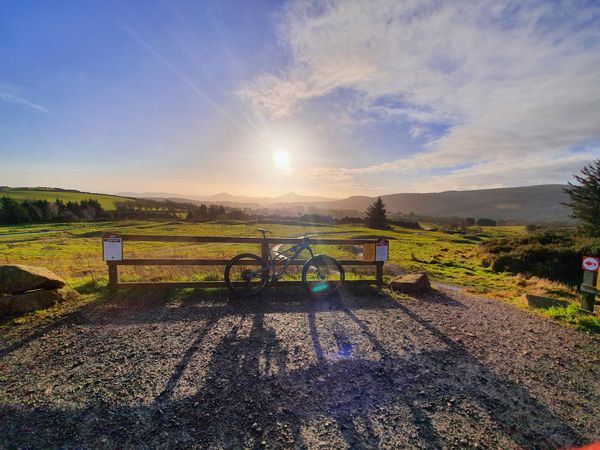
{"left": 272, "top": 149, "right": 291, "bottom": 170}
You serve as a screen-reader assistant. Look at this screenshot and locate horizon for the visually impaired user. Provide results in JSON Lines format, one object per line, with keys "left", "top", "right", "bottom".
{"left": 1, "top": 1, "right": 599, "bottom": 197}
{"left": 1, "top": 182, "right": 570, "bottom": 202}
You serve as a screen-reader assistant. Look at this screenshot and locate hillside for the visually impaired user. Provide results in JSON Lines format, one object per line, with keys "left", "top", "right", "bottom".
{"left": 314, "top": 185, "right": 572, "bottom": 222}
{"left": 127, "top": 184, "right": 573, "bottom": 222}
{"left": 3, "top": 185, "right": 573, "bottom": 222}
{"left": 0, "top": 187, "right": 134, "bottom": 210}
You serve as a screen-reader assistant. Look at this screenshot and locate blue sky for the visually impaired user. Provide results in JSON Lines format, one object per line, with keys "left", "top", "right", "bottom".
{"left": 1, "top": 0, "right": 599, "bottom": 197}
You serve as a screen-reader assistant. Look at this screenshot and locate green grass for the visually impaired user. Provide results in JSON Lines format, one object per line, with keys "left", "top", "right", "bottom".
{"left": 1, "top": 220, "right": 596, "bottom": 332}
{"left": 545, "top": 303, "right": 600, "bottom": 333}
{"left": 0, "top": 220, "right": 550, "bottom": 295}
{"left": 0, "top": 187, "right": 133, "bottom": 210}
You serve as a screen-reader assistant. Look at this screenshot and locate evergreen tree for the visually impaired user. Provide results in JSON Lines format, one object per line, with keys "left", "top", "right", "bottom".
{"left": 365, "top": 197, "right": 389, "bottom": 229}
{"left": 0, "top": 196, "right": 29, "bottom": 224}
{"left": 563, "top": 159, "right": 600, "bottom": 237}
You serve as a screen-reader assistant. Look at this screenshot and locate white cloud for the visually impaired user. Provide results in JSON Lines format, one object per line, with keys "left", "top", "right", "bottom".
{"left": 0, "top": 84, "right": 47, "bottom": 113}
{"left": 238, "top": 0, "right": 600, "bottom": 191}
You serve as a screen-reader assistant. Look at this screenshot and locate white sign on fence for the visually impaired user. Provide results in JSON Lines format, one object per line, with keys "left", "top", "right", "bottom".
{"left": 375, "top": 239, "right": 389, "bottom": 262}
{"left": 103, "top": 237, "right": 123, "bottom": 261}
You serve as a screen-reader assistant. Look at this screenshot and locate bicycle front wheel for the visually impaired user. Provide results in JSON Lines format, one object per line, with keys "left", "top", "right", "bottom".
{"left": 224, "top": 253, "right": 269, "bottom": 297}
{"left": 302, "top": 255, "right": 344, "bottom": 299}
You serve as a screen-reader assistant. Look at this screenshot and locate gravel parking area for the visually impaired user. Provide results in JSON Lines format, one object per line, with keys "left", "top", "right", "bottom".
{"left": 0, "top": 285, "right": 599, "bottom": 449}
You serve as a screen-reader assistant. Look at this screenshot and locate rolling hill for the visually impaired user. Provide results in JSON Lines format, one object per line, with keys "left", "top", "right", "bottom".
{"left": 0, "top": 187, "right": 134, "bottom": 210}
{"left": 2, "top": 184, "right": 574, "bottom": 222}
{"left": 311, "top": 185, "right": 572, "bottom": 222}
{"left": 124, "top": 184, "right": 572, "bottom": 222}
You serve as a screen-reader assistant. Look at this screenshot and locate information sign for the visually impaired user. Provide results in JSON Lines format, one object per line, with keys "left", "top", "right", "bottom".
{"left": 375, "top": 239, "right": 389, "bottom": 262}
{"left": 103, "top": 237, "right": 123, "bottom": 261}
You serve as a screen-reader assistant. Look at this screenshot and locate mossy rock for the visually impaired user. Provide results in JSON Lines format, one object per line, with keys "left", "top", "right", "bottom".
{"left": 0, "top": 288, "right": 78, "bottom": 315}
{"left": 390, "top": 273, "right": 431, "bottom": 293}
{"left": 0, "top": 264, "right": 65, "bottom": 294}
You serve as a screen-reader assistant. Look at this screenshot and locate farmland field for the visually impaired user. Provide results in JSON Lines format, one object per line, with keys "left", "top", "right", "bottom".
{"left": 0, "top": 188, "right": 133, "bottom": 210}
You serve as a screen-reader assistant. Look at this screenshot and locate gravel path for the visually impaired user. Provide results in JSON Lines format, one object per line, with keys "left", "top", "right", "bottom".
{"left": 0, "top": 284, "right": 598, "bottom": 449}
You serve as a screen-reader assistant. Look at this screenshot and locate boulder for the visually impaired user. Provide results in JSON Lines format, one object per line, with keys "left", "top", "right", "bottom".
{"left": 390, "top": 272, "right": 431, "bottom": 293}
{"left": 522, "top": 294, "right": 570, "bottom": 309}
{"left": 0, "top": 264, "right": 65, "bottom": 294}
{"left": 0, "top": 288, "right": 78, "bottom": 315}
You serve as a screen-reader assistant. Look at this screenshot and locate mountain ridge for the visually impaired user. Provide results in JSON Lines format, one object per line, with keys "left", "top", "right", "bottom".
{"left": 120, "top": 184, "right": 572, "bottom": 222}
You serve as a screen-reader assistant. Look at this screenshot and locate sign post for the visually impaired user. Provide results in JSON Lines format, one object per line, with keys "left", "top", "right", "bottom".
{"left": 103, "top": 235, "right": 122, "bottom": 291}
{"left": 580, "top": 256, "right": 598, "bottom": 313}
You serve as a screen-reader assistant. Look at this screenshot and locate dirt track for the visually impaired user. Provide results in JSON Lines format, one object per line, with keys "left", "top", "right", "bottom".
{"left": 0, "top": 284, "right": 599, "bottom": 449}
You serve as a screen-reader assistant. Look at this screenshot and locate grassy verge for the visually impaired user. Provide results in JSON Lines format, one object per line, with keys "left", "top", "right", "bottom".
{"left": 543, "top": 303, "right": 600, "bottom": 333}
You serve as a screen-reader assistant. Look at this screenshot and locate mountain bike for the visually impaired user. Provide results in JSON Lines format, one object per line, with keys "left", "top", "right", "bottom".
{"left": 224, "top": 228, "right": 344, "bottom": 298}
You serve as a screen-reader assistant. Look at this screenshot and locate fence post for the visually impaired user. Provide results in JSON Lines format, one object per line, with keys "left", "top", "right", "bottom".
{"left": 108, "top": 264, "right": 119, "bottom": 292}
{"left": 375, "top": 261, "right": 384, "bottom": 288}
{"left": 581, "top": 270, "right": 596, "bottom": 312}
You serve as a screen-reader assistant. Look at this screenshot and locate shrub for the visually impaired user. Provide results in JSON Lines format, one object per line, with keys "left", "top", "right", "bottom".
{"left": 476, "top": 218, "right": 497, "bottom": 226}
{"left": 482, "top": 228, "right": 600, "bottom": 286}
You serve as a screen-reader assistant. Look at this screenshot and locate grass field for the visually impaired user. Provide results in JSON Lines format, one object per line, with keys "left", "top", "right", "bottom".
{"left": 0, "top": 188, "right": 133, "bottom": 210}
{"left": 1, "top": 220, "right": 597, "bottom": 331}
{"left": 0, "top": 220, "right": 566, "bottom": 294}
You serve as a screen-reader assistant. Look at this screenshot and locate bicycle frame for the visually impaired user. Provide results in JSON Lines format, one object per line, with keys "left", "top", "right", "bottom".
{"left": 266, "top": 238, "right": 314, "bottom": 281}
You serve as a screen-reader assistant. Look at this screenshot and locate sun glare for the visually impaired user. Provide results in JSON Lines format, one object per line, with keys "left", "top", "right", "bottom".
{"left": 272, "top": 149, "right": 291, "bottom": 170}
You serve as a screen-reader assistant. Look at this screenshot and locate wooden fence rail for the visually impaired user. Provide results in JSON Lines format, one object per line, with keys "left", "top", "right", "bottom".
{"left": 103, "top": 233, "right": 385, "bottom": 291}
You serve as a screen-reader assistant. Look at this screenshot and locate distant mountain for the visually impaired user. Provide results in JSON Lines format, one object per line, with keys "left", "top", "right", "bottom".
{"left": 310, "top": 185, "right": 572, "bottom": 222}
{"left": 273, "top": 192, "right": 338, "bottom": 204}
{"left": 119, "top": 185, "right": 572, "bottom": 222}
{"left": 119, "top": 191, "right": 339, "bottom": 206}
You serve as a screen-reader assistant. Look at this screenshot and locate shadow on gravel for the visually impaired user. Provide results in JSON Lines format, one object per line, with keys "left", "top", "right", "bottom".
{"left": 0, "top": 286, "right": 586, "bottom": 449}
{"left": 412, "top": 288, "right": 468, "bottom": 308}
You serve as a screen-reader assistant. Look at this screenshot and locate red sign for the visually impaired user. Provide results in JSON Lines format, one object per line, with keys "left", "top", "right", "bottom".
{"left": 582, "top": 256, "right": 600, "bottom": 272}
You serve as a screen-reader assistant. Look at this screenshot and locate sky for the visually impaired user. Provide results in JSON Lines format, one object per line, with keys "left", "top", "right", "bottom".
{"left": 1, "top": 0, "right": 599, "bottom": 198}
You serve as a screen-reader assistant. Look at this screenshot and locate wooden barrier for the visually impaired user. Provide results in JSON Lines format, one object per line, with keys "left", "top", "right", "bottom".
{"left": 103, "top": 233, "right": 385, "bottom": 291}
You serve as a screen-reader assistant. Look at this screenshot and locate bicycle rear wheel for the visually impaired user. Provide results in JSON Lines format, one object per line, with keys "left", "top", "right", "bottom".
{"left": 225, "top": 253, "right": 269, "bottom": 297}
{"left": 302, "top": 255, "right": 344, "bottom": 299}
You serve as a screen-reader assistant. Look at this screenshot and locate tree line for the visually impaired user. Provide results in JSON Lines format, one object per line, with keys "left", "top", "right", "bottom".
{"left": 0, "top": 197, "right": 106, "bottom": 224}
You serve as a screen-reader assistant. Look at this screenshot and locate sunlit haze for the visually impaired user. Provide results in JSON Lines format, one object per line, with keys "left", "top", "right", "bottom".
{"left": 272, "top": 149, "right": 291, "bottom": 172}
{"left": 1, "top": 1, "right": 599, "bottom": 198}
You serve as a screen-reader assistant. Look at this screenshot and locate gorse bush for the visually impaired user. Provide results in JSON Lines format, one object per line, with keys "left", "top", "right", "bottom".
{"left": 482, "top": 228, "right": 600, "bottom": 286}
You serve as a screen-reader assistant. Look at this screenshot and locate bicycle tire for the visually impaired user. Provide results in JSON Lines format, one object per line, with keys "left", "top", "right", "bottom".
{"left": 224, "top": 253, "right": 269, "bottom": 297}
{"left": 302, "top": 254, "right": 345, "bottom": 299}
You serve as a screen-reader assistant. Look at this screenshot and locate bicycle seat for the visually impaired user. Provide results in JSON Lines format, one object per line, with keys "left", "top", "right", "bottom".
{"left": 257, "top": 227, "right": 271, "bottom": 237}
